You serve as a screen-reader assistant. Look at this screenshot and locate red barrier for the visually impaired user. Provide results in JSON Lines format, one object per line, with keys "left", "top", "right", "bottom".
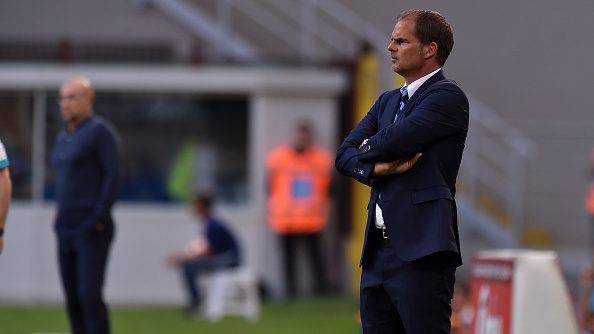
{"left": 471, "top": 258, "right": 514, "bottom": 334}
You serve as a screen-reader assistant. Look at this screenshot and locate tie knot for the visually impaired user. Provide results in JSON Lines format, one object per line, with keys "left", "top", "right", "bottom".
{"left": 400, "top": 86, "right": 408, "bottom": 100}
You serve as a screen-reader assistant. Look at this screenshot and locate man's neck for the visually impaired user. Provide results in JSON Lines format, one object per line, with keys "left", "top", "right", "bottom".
{"left": 66, "top": 114, "right": 91, "bottom": 132}
{"left": 404, "top": 64, "right": 441, "bottom": 85}
{"left": 293, "top": 144, "right": 312, "bottom": 154}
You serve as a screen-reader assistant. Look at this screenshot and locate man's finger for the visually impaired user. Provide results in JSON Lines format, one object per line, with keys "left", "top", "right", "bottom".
{"left": 403, "top": 153, "right": 422, "bottom": 169}
{"left": 411, "top": 152, "right": 423, "bottom": 164}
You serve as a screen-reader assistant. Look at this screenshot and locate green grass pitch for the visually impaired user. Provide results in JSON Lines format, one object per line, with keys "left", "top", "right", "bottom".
{"left": 0, "top": 297, "right": 359, "bottom": 334}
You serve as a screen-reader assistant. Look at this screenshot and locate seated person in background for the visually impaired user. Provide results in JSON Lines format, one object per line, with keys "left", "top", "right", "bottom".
{"left": 167, "top": 194, "right": 240, "bottom": 316}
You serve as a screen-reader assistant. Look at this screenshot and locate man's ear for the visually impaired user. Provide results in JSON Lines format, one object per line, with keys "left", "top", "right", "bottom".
{"left": 423, "top": 42, "right": 438, "bottom": 60}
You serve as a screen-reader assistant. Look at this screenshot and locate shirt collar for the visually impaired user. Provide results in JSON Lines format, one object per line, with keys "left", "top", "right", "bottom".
{"left": 402, "top": 67, "right": 442, "bottom": 98}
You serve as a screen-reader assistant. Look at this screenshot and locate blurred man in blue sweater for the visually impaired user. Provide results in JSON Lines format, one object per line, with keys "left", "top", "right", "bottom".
{"left": 52, "top": 77, "right": 120, "bottom": 334}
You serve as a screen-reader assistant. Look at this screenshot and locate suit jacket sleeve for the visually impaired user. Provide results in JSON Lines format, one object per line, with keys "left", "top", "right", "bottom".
{"left": 358, "top": 87, "right": 468, "bottom": 163}
{"left": 335, "top": 92, "right": 386, "bottom": 187}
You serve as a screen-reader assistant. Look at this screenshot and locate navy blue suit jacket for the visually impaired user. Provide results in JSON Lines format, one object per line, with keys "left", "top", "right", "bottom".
{"left": 336, "top": 70, "right": 468, "bottom": 267}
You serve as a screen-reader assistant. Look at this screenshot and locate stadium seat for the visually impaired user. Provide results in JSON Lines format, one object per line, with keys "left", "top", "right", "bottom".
{"left": 202, "top": 267, "right": 260, "bottom": 322}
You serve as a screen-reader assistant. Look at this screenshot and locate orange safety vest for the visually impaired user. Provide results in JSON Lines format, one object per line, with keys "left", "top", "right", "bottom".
{"left": 266, "top": 145, "right": 333, "bottom": 235}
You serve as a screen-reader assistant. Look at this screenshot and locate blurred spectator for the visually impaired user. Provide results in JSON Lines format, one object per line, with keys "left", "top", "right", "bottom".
{"left": 586, "top": 192, "right": 594, "bottom": 249}
{"left": 586, "top": 148, "right": 594, "bottom": 249}
{"left": 52, "top": 77, "right": 121, "bottom": 334}
{"left": 167, "top": 194, "right": 240, "bottom": 316}
{"left": 451, "top": 282, "right": 474, "bottom": 334}
{"left": 167, "top": 143, "right": 218, "bottom": 202}
{"left": 579, "top": 253, "right": 594, "bottom": 332}
{"left": 5, "top": 148, "right": 30, "bottom": 198}
{"left": 0, "top": 139, "right": 12, "bottom": 255}
{"left": 266, "top": 121, "right": 333, "bottom": 297}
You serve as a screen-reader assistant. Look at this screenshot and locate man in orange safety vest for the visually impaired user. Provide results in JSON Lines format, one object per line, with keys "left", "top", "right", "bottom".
{"left": 266, "top": 121, "right": 333, "bottom": 298}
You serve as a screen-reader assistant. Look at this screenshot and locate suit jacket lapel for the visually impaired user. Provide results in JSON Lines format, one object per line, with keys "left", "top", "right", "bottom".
{"left": 400, "top": 70, "right": 445, "bottom": 119}
{"left": 383, "top": 91, "right": 401, "bottom": 128}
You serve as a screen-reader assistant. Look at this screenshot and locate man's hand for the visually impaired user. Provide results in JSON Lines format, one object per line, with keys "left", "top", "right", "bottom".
{"left": 372, "top": 153, "right": 422, "bottom": 177}
{"left": 166, "top": 252, "right": 190, "bottom": 268}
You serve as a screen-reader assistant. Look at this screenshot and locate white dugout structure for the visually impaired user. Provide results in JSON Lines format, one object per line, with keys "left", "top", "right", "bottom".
{"left": 0, "top": 64, "right": 346, "bottom": 304}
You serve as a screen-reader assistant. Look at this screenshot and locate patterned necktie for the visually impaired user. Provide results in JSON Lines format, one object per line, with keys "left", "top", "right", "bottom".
{"left": 394, "top": 86, "right": 409, "bottom": 123}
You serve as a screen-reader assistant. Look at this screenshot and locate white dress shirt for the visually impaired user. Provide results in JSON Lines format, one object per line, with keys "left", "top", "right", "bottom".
{"left": 375, "top": 68, "right": 442, "bottom": 229}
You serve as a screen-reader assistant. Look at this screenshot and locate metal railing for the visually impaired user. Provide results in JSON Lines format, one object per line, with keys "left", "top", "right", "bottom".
{"left": 135, "top": 0, "right": 393, "bottom": 85}
{"left": 135, "top": 0, "right": 259, "bottom": 61}
{"left": 457, "top": 96, "right": 535, "bottom": 245}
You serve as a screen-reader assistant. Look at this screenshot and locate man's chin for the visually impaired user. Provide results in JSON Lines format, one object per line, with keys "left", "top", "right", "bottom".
{"left": 393, "top": 66, "right": 409, "bottom": 78}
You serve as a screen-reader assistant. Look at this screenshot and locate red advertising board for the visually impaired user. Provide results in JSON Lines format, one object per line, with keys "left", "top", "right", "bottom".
{"left": 471, "top": 258, "right": 514, "bottom": 334}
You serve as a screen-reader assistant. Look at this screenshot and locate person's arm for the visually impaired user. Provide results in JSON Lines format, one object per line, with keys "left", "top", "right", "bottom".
{"left": 336, "top": 91, "right": 424, "bottom": 183}
{"left": 84, "top": 125, "right": 120, "bottom": 231}
{"left": 335, "top": 92, "right": 384, "bottom": 186}
{"left": 0, "top": 167, "right": 12, "bottom": 254}
{"left": 372, "top": 153, "right": 422, "bottom": 177}
{"left": 358, "top": 87, "right": 469, "bottom": 164}
{"left": 166, "top": 236, "right": 211, "bottom": 267}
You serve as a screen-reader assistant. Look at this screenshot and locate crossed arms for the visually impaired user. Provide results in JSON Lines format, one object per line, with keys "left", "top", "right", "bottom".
{"left": 335, "top": 88, "right": 468, "bottom": 186}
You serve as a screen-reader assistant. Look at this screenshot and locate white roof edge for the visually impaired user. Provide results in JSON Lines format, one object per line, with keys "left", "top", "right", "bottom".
{"left": 475, "top": 249, "right": 558, "bottom": 261}
{"left": 0, "top": 63, "right": 348, "bottom": 96}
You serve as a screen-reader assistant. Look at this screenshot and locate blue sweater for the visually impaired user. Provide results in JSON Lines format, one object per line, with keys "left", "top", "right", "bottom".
{"left": 205, "top": 217, "right": 240, "bottom": 259}
{"left": 52, "top": 116, "right": 120, "bottom": 232}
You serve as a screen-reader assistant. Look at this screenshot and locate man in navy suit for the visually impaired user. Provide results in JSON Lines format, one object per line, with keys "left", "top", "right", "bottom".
{"left": 336, "top": 10, "right": 469, "bottom": 333}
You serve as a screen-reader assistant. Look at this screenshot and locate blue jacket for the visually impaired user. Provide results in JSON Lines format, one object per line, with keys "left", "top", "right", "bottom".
{"left": 336, "top": 70, "right": 468, "bottom": 266}
{"left": 205, "top": 217, "right": 240, "bottom": 261}
{"left": 52, "top": 116, "right": 120, "bottom": 234}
